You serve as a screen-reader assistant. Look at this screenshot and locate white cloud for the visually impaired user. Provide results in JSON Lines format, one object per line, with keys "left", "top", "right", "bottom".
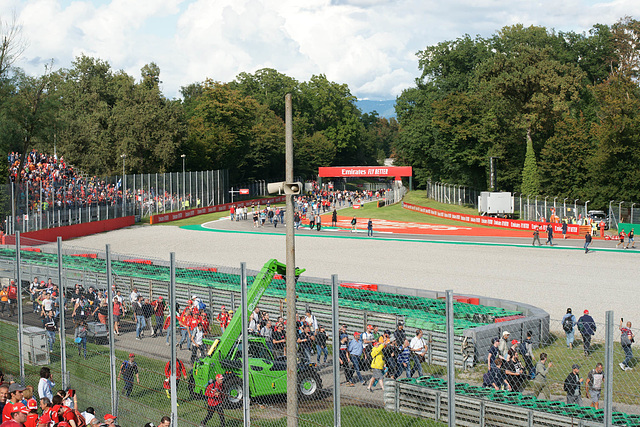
{"left": 2, "top": 0, "right": 640, "bottom": 100}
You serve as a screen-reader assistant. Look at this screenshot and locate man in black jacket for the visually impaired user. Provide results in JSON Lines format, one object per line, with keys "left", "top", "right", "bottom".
{"left": 577, "top": 310, "right": 596, "bottom": 356}
{"left": 564, "top": 364, "right": 583, "bottom": 406}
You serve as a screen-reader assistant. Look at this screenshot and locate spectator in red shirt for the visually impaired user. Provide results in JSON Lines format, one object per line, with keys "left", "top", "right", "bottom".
{"left": 163, "top": 360, "right": 187, "bottom": 399}
{"left": 217, "top": 307, "right": 230, "bottom": 333}
{"left": 151, "top": 297, "right": 165, "bottom": 338}
{"left": 24, "top": 400, "right": 38, "bottom": 427}
{"left": 1, "top": 402, "right": 28, "bottom": 427}
{"left": 2, "top": 385, "right": 25, "bottom": 422}
{"left": 201, "top": 375, "right": 225, "bottom": 427}
{"left": 7, "top": 281, "right": 17, "bottom": 318}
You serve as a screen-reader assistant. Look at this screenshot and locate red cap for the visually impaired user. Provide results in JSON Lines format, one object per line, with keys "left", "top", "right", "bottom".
{"left": 158, "top": 296, "right": 163, "bottom": 301}
{"left": 129, "top": 353, "right": 135, "bottom": 357}
{"left": 216, "top": 374, "right": 224, "bottom": 380}
{"left": 354, "top": 332, "right": 360, "bottom": 336}
{"left": 367, "top": 324, "right": 373, "bottom": 329}
{"left": 584, "top": 310, "right": 589, "bottom": 314}
{"left": 12, "top": 403, "right": 29, "bottom": 414}
{"left": 511, "top": 339, "right": 519, "bottom": 345}
{"left": 27, "top": 398, "right": 38, "bottom": 410}
{"left": 104, "top": 414, "right": 117, "bottom": 420}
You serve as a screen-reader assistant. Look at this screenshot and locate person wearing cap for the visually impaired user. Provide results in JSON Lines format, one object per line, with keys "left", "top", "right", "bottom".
{"left": 347, "top": 332, "right": 365, "bottom": 384}
{"left": 487, "top": 337, "right": 502, "bottom": 370}
{"left": 1, "top": 402, "right": 28, "bottom": 427}
{"left": 118, "top": 354, "right": 139, "bottom": 397}
{"left": 562, "top": 308, "right": 577, "bottom": 349}
{"left": 151, "top": 296, "right": 165, "bottom": 338}
{"left": 217, "top": 307, "right": 230, "bottom": 333}
{"left": 498, "top": 331, "right": 510, "bottom": 357}
{"left": 24, "top": 399, "right": 38, "bottom": 427}
{"left": 564, "top": 364, "right": 583, "bottom": 406}
{"left": 2, "top": 384, "right": 25, "bottom": 422}
{"left": 577, "top": 310, "right": 597, "bottom": 356}
{"left": 103, "top": 413, "right": 117, "bottom": 427}
{"left": 202, "top": 374, "right": 225, "bottom": 427}
{"left": 361, "top": 325, "right": 375, "bottom": 367}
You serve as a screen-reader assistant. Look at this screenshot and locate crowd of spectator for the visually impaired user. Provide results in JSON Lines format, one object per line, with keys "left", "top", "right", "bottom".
{"left": 0, "top": 366, "right": 139, "bottom": 427}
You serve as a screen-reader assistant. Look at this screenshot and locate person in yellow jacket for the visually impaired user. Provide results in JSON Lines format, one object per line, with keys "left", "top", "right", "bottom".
{"left": 367, "top": 341, "right": 387, "bottom": 392}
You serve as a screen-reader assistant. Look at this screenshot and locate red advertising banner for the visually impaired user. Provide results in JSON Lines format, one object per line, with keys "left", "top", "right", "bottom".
{"left": 150, "top": 196, "right": 286, "bottom": 224}
{"left": 318, "top": 166, "right": 412, "bottom": 177}
{"left": 239, "top": 189, "right": 250, "bottom": 195}
{"left": 402, "top": 202, "right": 581, "bottom": 235}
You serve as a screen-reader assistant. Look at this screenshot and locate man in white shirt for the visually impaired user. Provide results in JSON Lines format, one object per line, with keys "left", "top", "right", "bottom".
{"left": 190, "top": 323, "right": 206, "bottom": 363}
{"left": 304, "top": 310, "right": 318, "bottom": 334}
{"left": 409, "top": 329, "right": 428, "bottom": 377}
{"left": 130, "top": 288, "right": 139, "bottom": 304}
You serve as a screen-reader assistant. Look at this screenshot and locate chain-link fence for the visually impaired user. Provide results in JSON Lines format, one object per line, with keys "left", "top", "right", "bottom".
{"left": 426, "top": 181, "right": 640, "bottom": 231}
{"left": 1, "top": 235, "right": 639, "bottom": 426}
{"left": 4, "top": 169, "right": 231, "bottom": 235}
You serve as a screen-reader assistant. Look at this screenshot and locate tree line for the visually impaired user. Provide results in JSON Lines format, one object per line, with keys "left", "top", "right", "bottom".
{"left": 393, "top": 17, "right": 640, "bottom": 209}
{"left": 0, "top": 24, "right": 398, "bottom": 186}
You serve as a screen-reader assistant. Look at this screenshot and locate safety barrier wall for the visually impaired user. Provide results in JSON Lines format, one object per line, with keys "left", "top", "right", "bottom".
{"left": 403, "top": 202, "right": 581, "bottom": 235}
{"left": 1, "top": 216, "right": 135, "bottom": 245}
{"left": 149, "top": 196, "right": 286, "bottom": 224}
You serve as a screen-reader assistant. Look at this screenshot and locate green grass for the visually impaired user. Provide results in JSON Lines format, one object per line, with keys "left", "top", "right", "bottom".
{"left": 466, "top": 332, "right": 640, "bottom": 406}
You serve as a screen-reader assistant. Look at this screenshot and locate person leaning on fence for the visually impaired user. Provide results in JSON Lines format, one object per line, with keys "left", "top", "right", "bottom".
{"left": 564, "top": 364, "right": 583, "bottom": 406}
{"left": 562, "top": 308, "right": 577, "bottom": 349}
{"left": 619, "top": 319, "right": 634, "bottom": 371}
{"left": 532, "top": 353, "right": 552, "bottom": 400}
{"left": 577, "top": 310, "right": 596, "bottom": 356}
{"left": 585, "top": 362, "right": 604, "bottom": 409}
{"left": 201, "top": 374, "right": 225, "bottom": 427}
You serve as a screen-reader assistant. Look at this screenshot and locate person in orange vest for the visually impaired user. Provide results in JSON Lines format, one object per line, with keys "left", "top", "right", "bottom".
{"left": 599, "top": 220, "right": 605, "bottom": 238}
{"left": 163, "top": 359, "right": 187, "bottom": 400}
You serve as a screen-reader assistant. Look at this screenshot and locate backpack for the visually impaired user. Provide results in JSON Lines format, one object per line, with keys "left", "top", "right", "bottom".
{"left": 7, "top": 285, "right": 17, "bottom": 299}
{"left": 563, "top": 317, "right": 573, "bottom": 332}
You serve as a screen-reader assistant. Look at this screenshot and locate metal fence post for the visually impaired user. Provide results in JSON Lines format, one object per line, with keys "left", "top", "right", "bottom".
{"left": 57, "top": 237, "right": 68, "bottom": 389}
{"left": 16, "top": 232, "right": 25, "bottom": 385}
{"left": 445, "top": 289, "right": 455, "bottom": 426}
{"left": 170, "top": 253, "right": 178, "bottom": 427}
{"left": 331, "top": 274, "right": 341, "bottom": 427}
{"left": 240, "top": 262, "right": 250, "bottom": 427}
{"left": 604, "top": 311, "right": 613, "bottom": 427}
{"left": 106, "top": 244, "right": 119, "bottom": 416}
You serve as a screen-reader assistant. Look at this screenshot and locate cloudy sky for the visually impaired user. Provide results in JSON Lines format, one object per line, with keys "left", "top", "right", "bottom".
{"left": 2, "top": 0, "right": 638, "bottom": 101}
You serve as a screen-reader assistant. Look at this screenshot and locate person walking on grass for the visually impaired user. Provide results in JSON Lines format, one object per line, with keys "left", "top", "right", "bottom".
{"left": 620, "top": 319, "right": 634, "bottom": 371}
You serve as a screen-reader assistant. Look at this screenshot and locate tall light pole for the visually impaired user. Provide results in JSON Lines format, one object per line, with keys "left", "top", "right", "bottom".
{"left": 181, "top": 154, "right": 186, "bottom": 209}
{"left": 585, "top": 201, "right": 590, "bottom": 220}
{"left": 563, "top": 197, "right": 568, "bottom": 218}
{"left": 619, "top": 201, "right": 624, "bottom": 225}
{"left": 631, "top": 203, "right": 636, "bottom": 224}
{"left": 121, "top": 154, "right": 126, "bottom": 216}
{"left": 574, "top": 199, "right": 579, "bottom": 221}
